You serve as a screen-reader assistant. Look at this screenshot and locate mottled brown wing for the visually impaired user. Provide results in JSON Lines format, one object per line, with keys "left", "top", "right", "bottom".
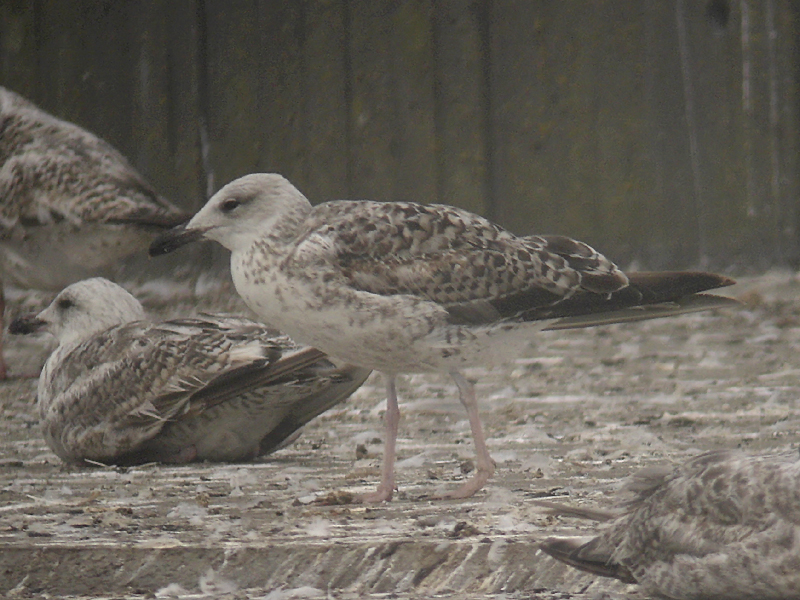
{"left": 186, "top": 346, "right": 326, "bottom": 411}
{"left": 292, "top": 201, "right": 628, "bottom": 325}
{"left": 44, "top": 317, "right": 282, "bottom": 459}
{"left": 42, "top": 322, "right": 195, "bottom": 458}
{"left": 0, "top": 88, "right": 187, "bottom": 233}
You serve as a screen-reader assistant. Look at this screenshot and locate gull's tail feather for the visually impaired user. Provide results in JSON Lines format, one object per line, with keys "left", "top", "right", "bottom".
{"left": 538, "top": 271, "right": 737, "bottom": 329}
{"left": 626, "top": 271, "right": 736, "bottom": 301}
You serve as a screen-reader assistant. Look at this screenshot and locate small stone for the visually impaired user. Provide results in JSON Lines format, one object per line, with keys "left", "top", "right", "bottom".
{"left": 314, "top": 491, "right": 355, "bottom": 506}
{"left": 355, "top": 444, "right": 369, "bottom": 460}
{"left": 450, "top": 521, "right": 481, "bottom": 538}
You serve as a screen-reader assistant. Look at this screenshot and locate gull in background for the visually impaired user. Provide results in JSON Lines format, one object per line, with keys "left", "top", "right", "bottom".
{"left": 0, "top": 87, "right": 189, "bottom": 378}
{"left": 538, "top": 450, "right": 800, "bottom": 600}
{"left": 9, "top": 277, "right": 371, "bottom": 466}
{"left": 150, "top": 173, "right": 737, "bottom": 501}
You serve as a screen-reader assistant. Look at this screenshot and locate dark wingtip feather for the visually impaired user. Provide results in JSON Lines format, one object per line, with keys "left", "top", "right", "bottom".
{"left": 625, "top": 271, "right": 736, "bottom": 302}
{"left": 257, "top": 364, "right": 372, "bottom": 455}
{"left": 545, "top": 293, "right": 740, "bottom": 331}
{"left": 539, "top": 537, "right": 637, "bottom": 584}
{"left": 528, "top": 270, "right": 737, "bottom": 325}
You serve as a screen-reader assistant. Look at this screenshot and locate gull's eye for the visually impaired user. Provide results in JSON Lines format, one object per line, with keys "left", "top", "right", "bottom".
{"left": 220, "top": 198, "right": 242, "bottom": 214}
{"left": 56, "top": 297, "right": 75, "bottom": 311}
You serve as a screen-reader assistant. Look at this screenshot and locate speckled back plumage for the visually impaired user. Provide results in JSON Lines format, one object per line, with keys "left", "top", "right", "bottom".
{"left": 540, "top": 450, "right": 800, "bottom": 600}
{"left": 0, "top": 87, "right": 185, "bottom": 234}
{"left": 289, "top": 201, "right": 629, "bottom": 326}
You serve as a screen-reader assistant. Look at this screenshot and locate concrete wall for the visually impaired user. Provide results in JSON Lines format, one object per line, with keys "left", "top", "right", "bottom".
{"left": 1, "top": 0, "right": 798, "bottom": 269}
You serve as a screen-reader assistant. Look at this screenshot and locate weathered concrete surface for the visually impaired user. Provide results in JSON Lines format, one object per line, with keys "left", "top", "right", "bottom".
{"left": 1, "top": 272, "right": 798, "bottom": 599}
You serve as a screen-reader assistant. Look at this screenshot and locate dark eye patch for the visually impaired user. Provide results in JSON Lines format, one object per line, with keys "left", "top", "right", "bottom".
{"left": 57, "top": 297, "right": 75, "bottom": 310}
{"left": 220, "top": 197, "right": 244, "bottom": 214}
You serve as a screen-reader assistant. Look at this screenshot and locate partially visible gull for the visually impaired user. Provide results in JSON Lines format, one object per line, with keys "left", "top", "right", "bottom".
{"left": 538, "top": 450, "right": 800, "bottom": 600}
{"left": 0, "top": 87, "right": 189, "bottom": 378}
{"left": 149, "top": 173, "right": 738, "bottom": 501}
{"left": 9, "top": 277, "right": 371, "bottom": 465}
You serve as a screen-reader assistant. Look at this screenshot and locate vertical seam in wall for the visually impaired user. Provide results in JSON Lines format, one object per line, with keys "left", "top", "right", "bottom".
{"left": 479, "top": 0, "right": 496, "bottom": 222}
{"left": 765, "top": 0, "right": 783, "bottom": 263}
{"left": 299, "top": 1, "right": 309, "bottom": 188}
{"left": 431, "top": 4, "right": 444, "bottom": 205}
{"left": 676, "top": 0, "right": 708, "bottom": 266}
{"left": 343, "top": 0, "right": 354, "bottom": 197}
{"left": 33, "top": 0, "right": 45, "bottom": 101}
{"left": 255, "top": 2, "right": 265, "bottom": 174}
{"left": 165, "top": 5, "right": 177, "bottom": 162}
{"left": 387, "top": 3, "right": 403, "bottom": 201}
{"left": 195, "top": 0, "right": 213, "bottom": 203}
{"left": 785, "top": 0, "right": 800, "bottom": 264}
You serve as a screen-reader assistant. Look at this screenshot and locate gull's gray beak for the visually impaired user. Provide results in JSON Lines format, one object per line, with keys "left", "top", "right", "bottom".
{"left": 8, "top": 314, "right": 47, "bottom": 335}
{"left": 149, "top": 223, "right": 207, "bottom": 256}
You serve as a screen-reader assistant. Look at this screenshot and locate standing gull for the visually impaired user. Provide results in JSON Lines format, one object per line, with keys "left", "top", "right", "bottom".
{"left": 150, "top": 173, "right": 737, "bottom": 501}
{"left": 538, "top": 450, "right": 800, "bottom": 600}
{"left": 9, "top": 278, "right": 371, "bottom": 466}
{"left": 0, "top": 87, "right": 189, "bottom": 378}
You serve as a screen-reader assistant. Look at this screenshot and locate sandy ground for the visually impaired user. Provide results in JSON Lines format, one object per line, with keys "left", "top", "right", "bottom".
{"left": 1, "top": 270, "right": 799, "bottom": 600}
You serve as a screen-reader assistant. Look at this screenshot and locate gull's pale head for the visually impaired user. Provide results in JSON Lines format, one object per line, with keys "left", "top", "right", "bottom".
{"left": 149, "top": 173, "right": 311, "bottom": 256}
{"left": 9, "top": 277, "right": 145, "bottom": 347}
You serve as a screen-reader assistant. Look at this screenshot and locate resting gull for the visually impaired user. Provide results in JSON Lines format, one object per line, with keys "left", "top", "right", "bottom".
{"left": 0, "top": 87, "right": 189, "bottom": 378}
{"left": 538, "top": 450, "right": 800, "bottom": 600}
{"left": 9, "top": 277, "right": 371, "bottom": 465}
{"left": 149, "top": 173, "right": 738, "bottom": 501}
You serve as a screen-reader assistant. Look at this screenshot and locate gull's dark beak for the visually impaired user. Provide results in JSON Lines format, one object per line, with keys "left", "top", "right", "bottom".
{"left": 8, "top": 314, "right": 47, "bottom": 335}
{"left": 149, "top": 224, "right": 207, "bottom": 257}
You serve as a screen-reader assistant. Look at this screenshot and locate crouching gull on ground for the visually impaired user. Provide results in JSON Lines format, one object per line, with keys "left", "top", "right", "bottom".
{"left": 149, "top": 173, "right": 738, "bottom": 502}
{"left": 0, "top": 87, "right": 189, "bottom": 378}
{"left": 8, "top": 277, "right": 371, "bottom": 466}
{"left": 537, "top": 450, "right": 800, "bottom": 600}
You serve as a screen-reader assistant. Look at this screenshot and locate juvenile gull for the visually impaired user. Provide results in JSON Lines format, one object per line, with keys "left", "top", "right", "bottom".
{"left": 538, "top": 450, "right": 800, "bottom": 600}
{"left": 9, "top": 278, "right": 371, "bottom": 466}
{"left": 0, "top": 87, "right": 189, "bottom": 378}
{"left": 150, "top": 173, "right": 737, "bottom": 501}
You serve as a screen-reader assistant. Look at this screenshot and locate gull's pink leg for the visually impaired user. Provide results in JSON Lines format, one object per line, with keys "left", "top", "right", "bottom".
{"left": 357, "top": 374, "right": 400, "bottom": 503}
{"left": 437, "top": 370, "right": 495, "bottom": 499}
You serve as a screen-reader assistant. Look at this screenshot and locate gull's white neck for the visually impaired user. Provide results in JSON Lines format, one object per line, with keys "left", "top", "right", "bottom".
{"left": 256, "top": 198, "right": 312, "bottom": 246}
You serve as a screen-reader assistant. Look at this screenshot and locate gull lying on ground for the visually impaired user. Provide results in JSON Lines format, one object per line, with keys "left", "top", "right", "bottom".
{"left": 150, "top": 173, "right": 737, "bottom": 501}
{"left": 538, "top": 450, "right": 800, "bottom": 600}
{"left": 0, "top": 87, "right": 189, "bottom": 378}
{"left": 9, "top": 277, "right": 371, "bottom": 465}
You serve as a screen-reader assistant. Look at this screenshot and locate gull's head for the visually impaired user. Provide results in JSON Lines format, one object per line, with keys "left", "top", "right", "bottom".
{"left": 149, "top": 173, "right": 311, "bottom": 256}
{"left": 9, "top": 278, "right": 145, "bottom": 347}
